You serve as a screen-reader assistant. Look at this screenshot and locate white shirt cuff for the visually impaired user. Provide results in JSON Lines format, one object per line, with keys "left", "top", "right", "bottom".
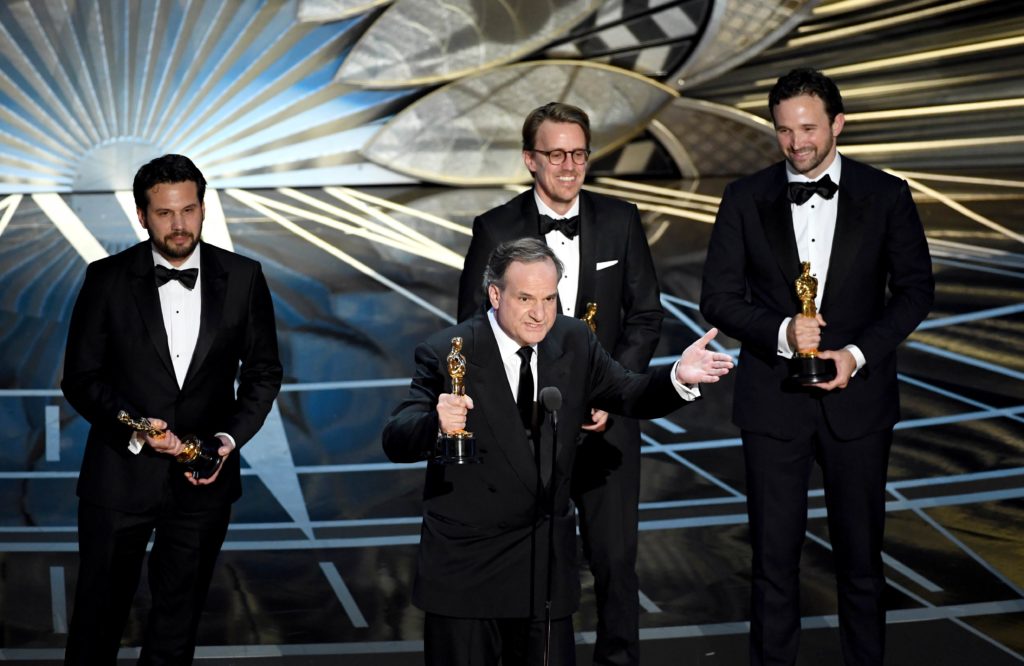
{"left": 128, "top": 431, "right": 144, "bottom": 455}
{"left": 845, "top": 344, "right": 866, "bottom": 376}
{"left": 778, "top": 317, "right": 794, "bottom": 358}
{"left": 669, "top": 361, "right": 701, "bottom": 401}
{"left": 215, "top": 432, "right": 237, "bottom": 451}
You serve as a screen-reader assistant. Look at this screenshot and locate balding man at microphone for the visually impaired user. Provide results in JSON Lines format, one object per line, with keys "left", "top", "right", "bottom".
{"left": 383, "top": 237, "right": 733, "bottom": 666}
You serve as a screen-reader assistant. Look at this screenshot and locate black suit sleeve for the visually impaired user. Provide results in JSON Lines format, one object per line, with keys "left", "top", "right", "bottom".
{"left": 61, "top": 262, "right": 138, "bottom": 433}
{"left": 584, "top": 326, "right": 684, "bottom": 419}
{"left": 851, "top": 180, "right": 934, "bottom": 364}
{"left": 612, "top": 204, "right": 663, "bottom": 371}
{"left": 382, "top": 342, "right": 443, "bottom": 463}
{"left": 223, "top": 263, "right": 283, "bottom": 447}
{"left": 700, "top": 181, "right": 787, "bottom": 354}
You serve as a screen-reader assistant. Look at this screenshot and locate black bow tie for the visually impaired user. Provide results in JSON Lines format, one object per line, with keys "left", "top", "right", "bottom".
{"left": 787, "top": 175, "right": 838, "bottom": 205}
{"left": 154, "top": 265, "right": 198, "bottom": 290}
{"left": 539, "top": 214, "right": 580, "bottom": 239}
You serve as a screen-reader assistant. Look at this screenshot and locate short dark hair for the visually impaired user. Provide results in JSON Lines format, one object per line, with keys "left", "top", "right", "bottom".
{"left": 483, "top": 238, "right": 564, "bottom": 293}
{"left": 133, "top": 154, "right": 207, "bottom": 211}
{"left": 768, "top": 68, "right": 844, "bottom": 124}
{"left": 522, "top": 102, "right": 591, "bottom": 151}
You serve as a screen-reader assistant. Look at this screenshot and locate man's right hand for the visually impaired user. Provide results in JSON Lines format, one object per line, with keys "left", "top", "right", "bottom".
{"left": 437, "top": 393, "right": 474, "bottom": 434}
{"left": 141, "top": 418, "right": 185, "bottom": 457}
{"left": 787, "top": 313, "right": 826, "bottom": 354}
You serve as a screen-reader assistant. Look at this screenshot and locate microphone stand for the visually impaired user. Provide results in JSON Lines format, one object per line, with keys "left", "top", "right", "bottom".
{"left": 542, "top": 397, "right": 559, "bottom": 666}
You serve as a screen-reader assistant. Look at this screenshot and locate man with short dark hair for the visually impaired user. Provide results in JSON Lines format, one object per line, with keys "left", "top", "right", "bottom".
{"left": 458, "top": 102, "right": 663, "bottom": 666}
{"left": 700, "top": 68, "right": 934, "bottom": 665}
{"left": 62, "top": 154, "right": 283, "bottom": 664}
{"left": 388, "top": 237, "right": 731, "bottom": 666}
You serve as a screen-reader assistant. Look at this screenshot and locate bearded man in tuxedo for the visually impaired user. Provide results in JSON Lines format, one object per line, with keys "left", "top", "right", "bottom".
{"left": 62, "top": 154, "right": 282, "bottom": 665}
{"left": 700, "top": 68, "right": 934, "bottom": 665}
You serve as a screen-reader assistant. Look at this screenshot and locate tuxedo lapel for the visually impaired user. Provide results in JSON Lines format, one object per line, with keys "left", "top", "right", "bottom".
{"left": 466, "top": 318, "right": 539, "bottom": 496}
{"left": 127, "top": 243, "right": 176, "bottom": 382}
{"left": 519, "top": 190, "right": 543, "bottom": 239}
{"left": 820, "top": 172, "right": 867, "bottom": 315}
{"left": 575, "top": 191, "right": 597, "bottom": 314}
{"left": 184, "top": 243, "right": 226, "bottom": 387}
{"left": 537, "top": 326, "right": 572, "bottom": 487}
{"left": 758, "top": 184, "right": 802, "bottom": 290}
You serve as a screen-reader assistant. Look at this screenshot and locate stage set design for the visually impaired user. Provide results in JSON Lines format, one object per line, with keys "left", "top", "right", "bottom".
{"left": 0, "top": 0, "right": 1021, "bottom": 663}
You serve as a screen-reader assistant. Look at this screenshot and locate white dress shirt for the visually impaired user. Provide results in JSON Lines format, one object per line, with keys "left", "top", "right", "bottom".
{"left": 534, "top": 190, "right": 581, "bottom": 317}
{"left": 155, "top": 247, "right": 203, "bottom": 389}
{"left": 488, "top": 309, "right": 537, "bottom": 402}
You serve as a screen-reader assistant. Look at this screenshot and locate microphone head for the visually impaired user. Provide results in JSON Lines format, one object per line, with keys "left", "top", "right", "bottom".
{"left": 539, "top": 386, "right": 562, "bottom": 412}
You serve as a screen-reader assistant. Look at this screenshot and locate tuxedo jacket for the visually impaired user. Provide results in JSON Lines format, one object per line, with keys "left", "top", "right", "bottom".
{"left": 700, "top": 157, "right": 934, "bottom": 440}
{"left": 61, "top": 240, "right": 283, "bottom": 513}
{"left": 457, "top": 188, "right": 663, "bottom": 374}
{"left": 381, "top": 314, "right": 685, "bottom": 618}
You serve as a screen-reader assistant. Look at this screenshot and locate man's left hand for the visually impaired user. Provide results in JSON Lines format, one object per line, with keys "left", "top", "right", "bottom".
{"left": 582, "top": 408, "right": 608, "bottom": 433}
{"left": 813, "top": 349, "right": 856, "bottom": 391}
{"left": 185, "top": 434, "right": 233, "bottom": 486}
{"left": 675, "top": 328, "right": 734, "bottom": 385}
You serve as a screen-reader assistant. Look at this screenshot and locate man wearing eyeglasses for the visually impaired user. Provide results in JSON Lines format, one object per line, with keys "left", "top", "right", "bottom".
{"left": 458, "top": 102, "right": 663, "bottom": 666}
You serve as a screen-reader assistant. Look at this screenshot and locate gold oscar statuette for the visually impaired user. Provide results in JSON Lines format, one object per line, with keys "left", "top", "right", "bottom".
{"left": 581, "top": 302, "right": 598, "bottom": 333}
{"left": 117, "top": 410, "right": 222, "bottom": 478}
{"left": 435, "top": 337, "right": 481, "bottom": 464}
{"left": 788, "top": 262, "right": 837, "bottom": 385}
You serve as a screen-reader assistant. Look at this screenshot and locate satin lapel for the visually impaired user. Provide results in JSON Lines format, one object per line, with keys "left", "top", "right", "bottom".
{"left": 759, "top": 183, "right": 802, "bottom": 289}
{"left": 127, "top": 243, "right": 176, "bottom": 381}
{"left": 466, "top": 319, "right": 539, "bottom": 496}
{"left": 537, "top": 327, "right": 571, "bottom": 484}
{"left": 183, "top": 244, "right": 226, "bottom": 387}
{"left": 575, "top": 191, "right": 597, "bottom": 314}
{"left": 521, "top": 191, "right": 543, "bottom": 239}
{"left": 820, "top": 183, "right": 865, "bottom": 314}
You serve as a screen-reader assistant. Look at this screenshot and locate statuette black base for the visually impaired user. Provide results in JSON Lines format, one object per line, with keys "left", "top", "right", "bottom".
{"left": 435, "top": 432, "right": 481, "bottom": 465}
{"left": 176, "top": 436, "right": 223, "bottom": 479}
{"left": 789, "top": 355, "right": 837, "bottom": 385}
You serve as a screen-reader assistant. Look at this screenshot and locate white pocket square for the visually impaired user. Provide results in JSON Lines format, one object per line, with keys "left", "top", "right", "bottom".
{"left": 596, "top": 260, "right": 618, "bottom": 271}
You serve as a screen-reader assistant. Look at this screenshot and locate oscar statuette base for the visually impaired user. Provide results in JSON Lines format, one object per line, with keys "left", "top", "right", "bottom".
{"left": 788, "top": 354, "right": 837, "bottom": 386}
{"left": 435, "top": 431, "right": 481, "bottom": 465}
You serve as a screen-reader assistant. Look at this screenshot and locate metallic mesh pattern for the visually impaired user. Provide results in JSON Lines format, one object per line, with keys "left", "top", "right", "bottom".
{"left": 672, "top": 0, "right": 817, "bottom": 88}
{"left": 651, "top": 98, "right": 778, "bottom": 177}
{"left": 361, "top": 61, "right": 676, "bottom": 184}
{"left": 334, "top": 0, "right": 602, "bottom": 87}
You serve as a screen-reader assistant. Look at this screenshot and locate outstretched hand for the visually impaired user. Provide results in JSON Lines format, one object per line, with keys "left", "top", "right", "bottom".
{"left": 674, "top": 328, "right": 734, "bottom": 385}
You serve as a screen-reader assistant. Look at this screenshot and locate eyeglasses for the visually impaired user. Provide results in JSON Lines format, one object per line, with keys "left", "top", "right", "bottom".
{"left": 530, "top": 148, "right": 590, "bottom": 165}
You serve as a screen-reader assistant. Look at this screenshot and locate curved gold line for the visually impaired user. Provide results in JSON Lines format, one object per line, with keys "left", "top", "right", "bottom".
{"left": 892, "top": 170, "right": 1024, "bottom": 245}
{"left": 335, "top": 0, "right": 622, "bottom": 90}
{"left": 845, "top": 99, "right": 1024, "bottom": 122}
{"left": 362, "top": 62, "right": 677, "bottom": 185}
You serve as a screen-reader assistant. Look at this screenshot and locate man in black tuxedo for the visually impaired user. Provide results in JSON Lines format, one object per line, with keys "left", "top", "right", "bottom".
{"left": 61, "top": 154, "right": 283, "bottom": 665}
{"left": 457, "top": 102, "right": 662, "bottom": 666}
{"left": 386, "top": 238, "right": 731, "bottom": 665}
{"left": 700, "top": 69, "right": 934, "bottom": 665}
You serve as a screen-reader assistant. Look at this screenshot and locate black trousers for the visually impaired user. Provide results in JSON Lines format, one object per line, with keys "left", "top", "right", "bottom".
{"left": 743, "top": 404, "right": 892, "bottom": 666}
{"left": 424, "top": 613, "right": 576, "bottom": 666}
{"left": 64, "top": 498, "right": 231, "bottom": 666}
{"left": 572, "top": 418, "right": 641, "bottom": 666}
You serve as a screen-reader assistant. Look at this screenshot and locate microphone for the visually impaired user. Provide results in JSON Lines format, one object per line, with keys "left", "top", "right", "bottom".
{"left": 539, "top": 386, "right": 562, "bottom": 413}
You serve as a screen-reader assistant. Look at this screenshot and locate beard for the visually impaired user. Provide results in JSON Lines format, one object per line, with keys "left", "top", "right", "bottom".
{"left": 786, "top": 136, "right": 836, "bottom": 176}
{"left": 151, "top": 230, "right": 199, "bottom": 260}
